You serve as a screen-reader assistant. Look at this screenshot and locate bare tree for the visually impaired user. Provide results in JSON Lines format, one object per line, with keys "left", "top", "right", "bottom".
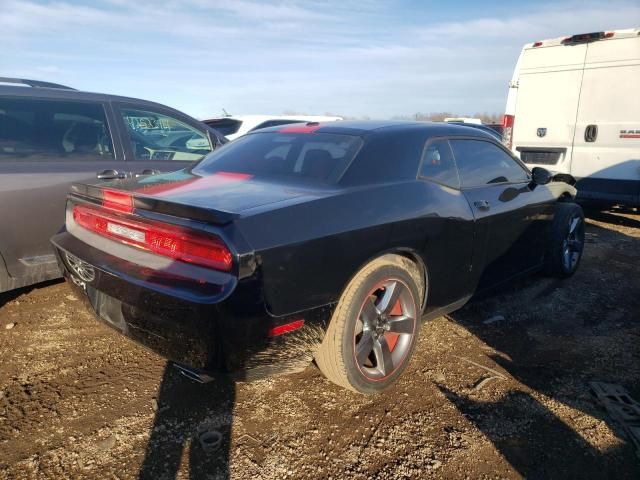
{"left": 393, "top": 111, "right": 502, "bottom": 123}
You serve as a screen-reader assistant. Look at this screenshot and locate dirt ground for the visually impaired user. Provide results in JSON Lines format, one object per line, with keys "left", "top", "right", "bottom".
{"left": 1, "top": 209, "right": 639, "bottom": 479}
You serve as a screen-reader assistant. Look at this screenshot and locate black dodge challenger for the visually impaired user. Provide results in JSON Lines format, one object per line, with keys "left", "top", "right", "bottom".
{"left": 51, "top": 121, "right": 584, "bottom": 393}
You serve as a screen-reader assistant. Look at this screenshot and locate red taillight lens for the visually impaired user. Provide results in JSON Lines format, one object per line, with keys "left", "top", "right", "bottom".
{"left": 502, "top": 114, "right": 515, "bottom": 150}
{"left": 102, "top": 189, "right": 134, "bottom": 214}
{"left": 73, "top": 205, "right": 233, "bottom": 272}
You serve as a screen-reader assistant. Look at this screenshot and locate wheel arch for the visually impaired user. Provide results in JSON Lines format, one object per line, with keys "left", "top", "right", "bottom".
{"left": 344, "top": 247, "right": 429, "bottom": 313}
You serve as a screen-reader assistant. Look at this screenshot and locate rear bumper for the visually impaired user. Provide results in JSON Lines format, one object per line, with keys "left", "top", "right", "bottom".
{"left": 51, "top": 231, "right": 333, "bottom": 380}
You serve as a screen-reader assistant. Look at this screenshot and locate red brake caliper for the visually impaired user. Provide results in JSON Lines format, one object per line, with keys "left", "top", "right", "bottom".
{"left": 385, "top": 299, "right": 403, "bottom": 352}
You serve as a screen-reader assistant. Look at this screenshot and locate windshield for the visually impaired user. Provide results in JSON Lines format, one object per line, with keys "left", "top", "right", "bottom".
{"left": 193, "top": 132, "right": 363, "bottom": 185}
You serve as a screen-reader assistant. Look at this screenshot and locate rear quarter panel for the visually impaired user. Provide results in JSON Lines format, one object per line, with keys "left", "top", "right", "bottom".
{"left": 237, "top": 180, "right": 475, "bottom": 317}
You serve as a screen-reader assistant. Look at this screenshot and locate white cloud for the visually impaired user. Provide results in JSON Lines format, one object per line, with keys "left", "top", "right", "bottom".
{"left": 1, "top": 0, "right": 638, "bottom": 118}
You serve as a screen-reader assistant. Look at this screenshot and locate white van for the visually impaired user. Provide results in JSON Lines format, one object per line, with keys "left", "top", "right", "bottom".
{"left": 503, "top": 29, "right": 640, "bottom": 207}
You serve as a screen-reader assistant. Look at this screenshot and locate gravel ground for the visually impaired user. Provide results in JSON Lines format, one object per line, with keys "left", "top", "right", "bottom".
{"left": 1, "top": 209, "right": 639, "bottom": 479}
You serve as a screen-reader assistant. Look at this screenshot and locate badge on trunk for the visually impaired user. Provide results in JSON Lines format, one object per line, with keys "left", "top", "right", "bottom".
{"left": 65, "top": 252, "right": 95, "bottom": 283}
{"left": 537, "top": 128, "right": 547, "bottom": 138}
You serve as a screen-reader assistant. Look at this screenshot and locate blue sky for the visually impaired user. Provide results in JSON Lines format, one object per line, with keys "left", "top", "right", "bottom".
{"left": 2, "top": 0, "right": 638, "bottom": 119}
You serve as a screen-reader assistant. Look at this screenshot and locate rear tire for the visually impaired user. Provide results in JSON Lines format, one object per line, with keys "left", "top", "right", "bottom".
{"left": 545, "top": 202, "right": 585, "bottom": 278}
{"left": 315, "top": 255, "right": 423, "bottom": 394}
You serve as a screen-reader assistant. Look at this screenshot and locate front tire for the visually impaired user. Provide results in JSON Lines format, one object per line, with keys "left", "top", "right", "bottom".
{"left": 545, "top": 202, "right": 585, "bottom": 278}
{"left": 315, "top": 255, "right": 422, "bottom": 394}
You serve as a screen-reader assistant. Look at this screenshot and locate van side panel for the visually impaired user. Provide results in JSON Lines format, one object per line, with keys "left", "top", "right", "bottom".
{"left": 512, "top": 44, "right": 587, "bottom": 170}
{"left": 571, "top": 36, "right": 640, "bottom": 205}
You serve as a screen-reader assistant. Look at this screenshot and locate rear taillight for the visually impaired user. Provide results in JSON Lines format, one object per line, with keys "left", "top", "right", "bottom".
{"left": 102, "top": 189, "right": 133, "bottom": 214}
{"left": 73, "top": 205, "right": 233, "bottom": 272}
{"left": 502, "top": 114, "right": 515, "bottom": 150}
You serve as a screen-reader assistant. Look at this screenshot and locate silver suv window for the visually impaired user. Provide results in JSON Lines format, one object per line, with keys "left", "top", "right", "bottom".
{"left": 0, "top": 98, "right": 114, "bottom": 161}
{"left": 120, "top": 108, "right": 212, "bottom": 162}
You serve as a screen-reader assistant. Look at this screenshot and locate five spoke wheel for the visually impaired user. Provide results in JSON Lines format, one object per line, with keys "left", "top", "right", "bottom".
{"left": 354, "top": 279, "right": 417, "bottom": 380}
{"left": 562, "top": 215, "right": 584, "bottom": 272}
{"left": 315, "top": 254, "right": 423, "bottom": 393}
{"left": 545, "top": 202, "right": 585, "bottom": 278}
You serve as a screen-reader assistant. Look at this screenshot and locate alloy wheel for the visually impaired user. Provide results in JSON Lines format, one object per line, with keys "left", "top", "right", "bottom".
{"left": 562, "top": 215, "right": 584, "bottom": 272}
{"left": 353, "top": 279, "right": 417, "bottom": 380}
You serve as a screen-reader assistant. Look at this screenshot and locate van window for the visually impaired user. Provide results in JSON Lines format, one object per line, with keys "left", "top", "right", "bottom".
{"left": 194, "top": 132, "right": 362, "bottom": 185}
{"left": 0, "top": 98, "right": 114, "bottom": 161}
{"left": 419, "top": 139, "right": 459, "bottom": 188}
{"left": 450, "top": 139, "right": 528, "bottom": 188}
{"left": 119, "top": 108, "right": 212, "bottom": 161}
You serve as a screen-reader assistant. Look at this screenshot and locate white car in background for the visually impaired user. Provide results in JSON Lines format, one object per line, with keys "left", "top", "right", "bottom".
{"left": 502, "top": 28, "right": 640, "bottom": 207}
{"left": 203, "top": 114, "right": 343, "bottom": 141}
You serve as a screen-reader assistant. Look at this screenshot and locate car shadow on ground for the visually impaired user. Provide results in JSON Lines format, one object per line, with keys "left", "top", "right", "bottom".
{"left": 122, "top": 258, "right": 279, "bottom": 479}
{"left": 438, "top": 217, "right": 640, "bottom": 478}
{"left": 138, "top": 365, "right": 235, "bottom": 480}
{"left": 0, "top": 278, "right": 63, "bottom": 309}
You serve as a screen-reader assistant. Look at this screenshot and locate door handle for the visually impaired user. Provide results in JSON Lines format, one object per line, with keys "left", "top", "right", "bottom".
{"left": 96, "top": 169, "right": 128, "bottom": 180}
{"left": 474, "top": 200, "right": 491, "bottom": 210}
{"left": 585, "top": 124, "right": 598, "bottom": 143}
{"left": 135, "top": 169, "right": 161, "bottom": 177}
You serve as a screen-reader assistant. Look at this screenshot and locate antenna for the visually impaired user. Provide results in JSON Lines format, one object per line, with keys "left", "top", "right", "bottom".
{"left": 222, "top": 108, "right": 230, "bottom": 117}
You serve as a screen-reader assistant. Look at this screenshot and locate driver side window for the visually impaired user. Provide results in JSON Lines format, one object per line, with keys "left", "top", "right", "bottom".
{"left": 450, "top": 139, "right": 529, "bottom": 188}
{"left": 119, "top": 108, "right": 212, "bottom": 161}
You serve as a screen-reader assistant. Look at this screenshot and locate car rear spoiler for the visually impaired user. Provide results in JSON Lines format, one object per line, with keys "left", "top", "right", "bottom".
{"left": 69, "top": 183, "right": 240, "bottom": 225}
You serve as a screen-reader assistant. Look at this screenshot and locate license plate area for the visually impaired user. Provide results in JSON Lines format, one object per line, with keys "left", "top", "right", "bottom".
{"left": 516, "top": 147, "right": 566, "bottom": 165}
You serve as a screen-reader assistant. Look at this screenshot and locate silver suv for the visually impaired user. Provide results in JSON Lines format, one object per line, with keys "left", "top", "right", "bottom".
{"left": 0, "top": 77, "right": 225, "bottom": 293}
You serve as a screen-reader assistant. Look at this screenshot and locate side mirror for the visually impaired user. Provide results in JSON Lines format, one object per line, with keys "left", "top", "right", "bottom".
{"left": 531, "top": 167, "right": 553, "bottom": 186}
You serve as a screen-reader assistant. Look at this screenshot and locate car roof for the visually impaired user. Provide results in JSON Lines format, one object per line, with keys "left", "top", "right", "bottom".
{"left": 0, "top": 84, "right": 191, "bottom": 115}
{"left": 252, "top": 119, "right": 500, "bottom": 140}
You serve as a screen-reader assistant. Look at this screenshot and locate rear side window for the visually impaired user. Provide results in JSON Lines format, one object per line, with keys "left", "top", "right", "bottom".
{"left": 419, "top": 139, "right": 459, "bottom": 188}
{"left": 193, "top": 132, "right": 362, "bottom": 185}
{"left": 450, "top": 139, "right": 529, "bottom": 188}
{"left": 0, "top": 97, "right": 114, "bottom": 161}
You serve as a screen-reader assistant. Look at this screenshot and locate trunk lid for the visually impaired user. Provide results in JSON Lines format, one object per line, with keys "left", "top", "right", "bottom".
{"left": 71, "top": 169, "right": 324, "bottom": 224}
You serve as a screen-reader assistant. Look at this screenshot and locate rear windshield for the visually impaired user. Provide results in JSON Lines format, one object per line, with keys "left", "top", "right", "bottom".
{"left": 193, "top": 132, "right": 363, "bottom": 185}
